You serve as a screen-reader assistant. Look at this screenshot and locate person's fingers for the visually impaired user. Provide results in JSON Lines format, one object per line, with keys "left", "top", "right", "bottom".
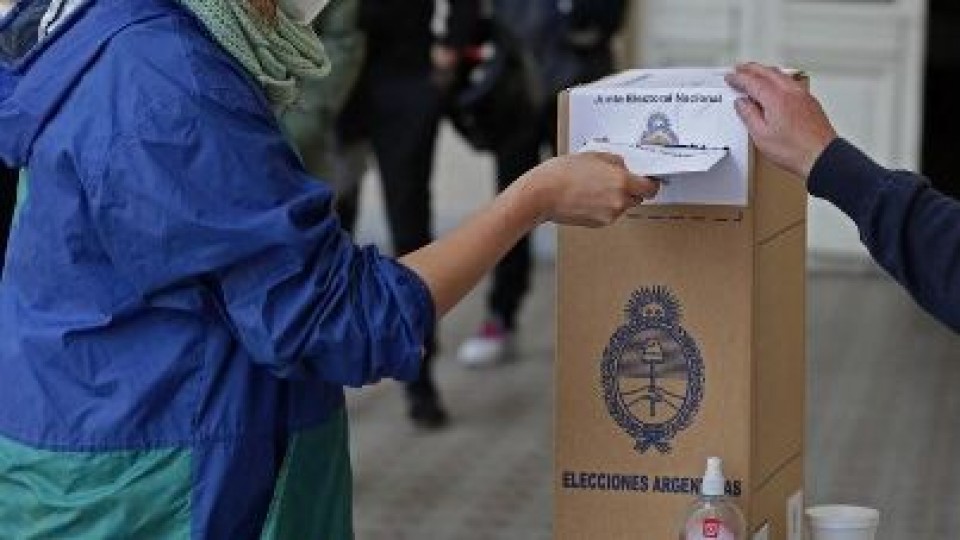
{"left": 737, "top": 62, "right": 806, "bottom": 95}
{"left": 626, "top": 174, "right": 660, "bottom": 199}
{"left": 725, "top": 72, "right": 771, "bottom": 105}
{"left": 736, "top": 62, "right": 787, "bottom": 87}
{"left": 589, "top": 151, "right": 626, "bottom": 168}
{"left": 734, "top": 97, "right": 767, "bottom": 136}
{"left": 762, "top": 64, "right": 799, "bottom": 89}
{"left": 724, "top": 71, "right": 747, "bottom": 93}
{"left": 756, "top": 64, "right": 806, "bottom": 92}
{"left": 726, "top": 65, "right": 778, "bottom": 106}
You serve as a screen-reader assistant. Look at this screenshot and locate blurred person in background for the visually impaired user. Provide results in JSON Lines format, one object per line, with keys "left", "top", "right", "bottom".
{"left": 921, "top": 0, "right": 960, "bottom": 200}
{"left": 1, "top": 1, "right": 20, "bottom": 272}
{"left": 454, "top": 0, "right": 629, "bottom": 366}
{"left": 329, "top": 0, "right": 481, "bottom": 428}
{"left": 283, "top": 0, "right": 364, "bottom": 183}
{"left": 728, "top": 63, "right": 960, "bottom": 332}
{"left": 0, "top": 165, "right": 13, "bottom": 270}
{"left": 0, "top": 0, "right": 657, "bottom": 537}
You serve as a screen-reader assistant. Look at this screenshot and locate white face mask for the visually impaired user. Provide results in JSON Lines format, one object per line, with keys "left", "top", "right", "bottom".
{"left": 278, "top": 0, "right": 330, "bottom": 25}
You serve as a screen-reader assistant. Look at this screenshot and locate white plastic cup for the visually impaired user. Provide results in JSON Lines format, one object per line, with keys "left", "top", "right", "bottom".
{"left": 806, "top": 505, "right": 880, "bottom": 540}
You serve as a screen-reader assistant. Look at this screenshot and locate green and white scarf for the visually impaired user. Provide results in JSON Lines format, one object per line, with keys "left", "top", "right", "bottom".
{"left": 178, "top": 0, "right": 330, "bottom": 110}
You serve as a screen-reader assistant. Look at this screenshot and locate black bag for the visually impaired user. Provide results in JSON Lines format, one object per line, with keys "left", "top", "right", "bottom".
{"left": 446, "top": 20, "right": 539, "bottom": 152}
{"left": 566, "top": 0, "right": 628, "bottom": 39}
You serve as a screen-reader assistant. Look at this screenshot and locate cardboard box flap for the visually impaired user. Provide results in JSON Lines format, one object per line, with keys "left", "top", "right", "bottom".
{"left": 579, "top": 140, "right": 729, "bottom": 177}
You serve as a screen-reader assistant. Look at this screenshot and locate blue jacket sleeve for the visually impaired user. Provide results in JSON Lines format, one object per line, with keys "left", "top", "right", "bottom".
{"left": 88, "top": 92, "right": 435, "bottom": 387}
{"left": 808, "top": 138, "right": 960, "bottom": 332}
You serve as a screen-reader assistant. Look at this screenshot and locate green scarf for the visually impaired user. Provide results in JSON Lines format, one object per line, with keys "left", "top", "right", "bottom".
{"left": 178, "top": 0, "right": 331, "bottom": 110}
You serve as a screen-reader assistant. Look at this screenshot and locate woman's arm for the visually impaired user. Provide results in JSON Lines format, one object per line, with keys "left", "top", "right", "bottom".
{"left": 93, "top": 84, "right": 655, "bottom": 386}
{"left": 402, "top": 153, "right": 657, "bottom": 316}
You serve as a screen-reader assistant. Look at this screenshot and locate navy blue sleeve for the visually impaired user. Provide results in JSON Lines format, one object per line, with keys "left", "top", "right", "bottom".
{"left": 808, "top": 138, "right": 960, "bottom": 332}
{"left": 89, "top": 91, "right": 435, "bottom": 387}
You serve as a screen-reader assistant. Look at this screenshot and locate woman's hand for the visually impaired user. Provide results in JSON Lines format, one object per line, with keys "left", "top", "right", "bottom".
{"left": 515, "top": 152, "right": 660, "bottom": 227}
{"left": 400, "top": 151, "right": 657, "bottom": 316}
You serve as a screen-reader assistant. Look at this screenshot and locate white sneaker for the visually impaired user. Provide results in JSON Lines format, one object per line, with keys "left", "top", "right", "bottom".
{"left": 457, "top": 319, "right": 516, "bottom": 367}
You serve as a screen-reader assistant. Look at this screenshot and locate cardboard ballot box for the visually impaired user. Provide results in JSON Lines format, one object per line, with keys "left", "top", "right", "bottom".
{"left": 555, "top": 69, "right": 806, "bottom": 539}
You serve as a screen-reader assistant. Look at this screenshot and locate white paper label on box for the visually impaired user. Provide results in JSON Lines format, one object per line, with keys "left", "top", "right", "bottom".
{"left": 569, "top": 68, "right": 749, "bottom": 206}
{"left": 578, "top": 141, "right": 729, "bottom": 177}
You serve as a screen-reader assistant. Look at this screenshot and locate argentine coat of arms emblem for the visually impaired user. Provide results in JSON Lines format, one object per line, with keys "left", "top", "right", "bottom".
{"left": 601, "top": 286, "right": 705, "bottom": 454}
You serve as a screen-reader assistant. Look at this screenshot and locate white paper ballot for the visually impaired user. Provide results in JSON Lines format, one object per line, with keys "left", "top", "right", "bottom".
{"left": 578, "top": 140, "right": 729, "bottom": 177}
{"left": 569, "top": 68, "right": 749, "bottom": 206}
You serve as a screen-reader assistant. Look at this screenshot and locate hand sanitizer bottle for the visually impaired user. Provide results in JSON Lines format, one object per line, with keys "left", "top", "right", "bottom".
{"left": 679, "top": 457, "right": 746, "bottom": 540}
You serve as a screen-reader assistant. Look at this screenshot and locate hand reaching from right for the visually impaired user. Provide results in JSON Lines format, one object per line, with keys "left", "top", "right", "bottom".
{"left": 725, "top": 63, "right": 838, "bottom": 179}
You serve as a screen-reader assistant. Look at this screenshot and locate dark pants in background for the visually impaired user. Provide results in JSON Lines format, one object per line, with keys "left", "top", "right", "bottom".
{"left": 488, "top": 121, "right": 539, "bottom": 329}
{"left": 483, "top": 65, "right": 610, "bottom": 329}
{"left": 337, "top": 65, "right": 444, "bottom": 404}
{"left": 0, "top": 167, "right": 16, "bottom": 270}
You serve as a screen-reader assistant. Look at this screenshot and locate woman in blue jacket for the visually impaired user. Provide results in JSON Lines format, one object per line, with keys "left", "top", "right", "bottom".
{"left": 0, "top": 0, "right": 658, "bottom": 538}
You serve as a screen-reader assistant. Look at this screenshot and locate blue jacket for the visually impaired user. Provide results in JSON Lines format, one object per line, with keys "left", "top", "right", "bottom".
{"left": 810, "top": 139, "right": 960, "bottom": 332}
{"left": 0, "top": 0, "right": 433, "bottom": 538}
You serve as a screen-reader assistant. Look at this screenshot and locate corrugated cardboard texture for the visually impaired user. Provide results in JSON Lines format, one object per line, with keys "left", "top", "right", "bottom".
{"left": 750, "top": 456, "right": 804, "bottom": 540}
{"left": 753, "top": 150, "right": 808, "bottom": 243}
{"left": 753, "top": 224, "right": 806, "bottom": 488}
{"left": 555, "top": 86, "right": 806, "bottom": 539}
